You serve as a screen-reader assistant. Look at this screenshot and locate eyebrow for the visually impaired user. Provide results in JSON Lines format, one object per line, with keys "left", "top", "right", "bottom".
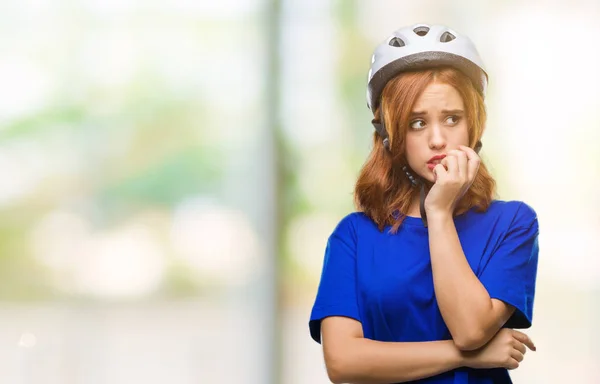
{"left": 410, "top": 109, "right": 465, "bottom": 116}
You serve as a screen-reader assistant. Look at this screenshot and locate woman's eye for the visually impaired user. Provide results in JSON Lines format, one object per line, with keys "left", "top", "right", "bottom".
{"left": 446, "top": 115, "right": 461, "bottom": 125}
{"left": 410, "top": 120, "right": 425, "bottom": 130}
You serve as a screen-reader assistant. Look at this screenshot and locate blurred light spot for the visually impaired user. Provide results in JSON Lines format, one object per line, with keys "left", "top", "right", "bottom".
{"left": 170, "top": 198, "right": 260, "bottom": 285}
{"left": 18, "top": 332, "right": 37, "bottom": 348}
{"left": 0, "top": 56, "right": 51, "bottom": 122}
{"left": 31, "top": 211, "right": 166, "bottom": 298}
{"left": 80, "top": 31, "right": 138, "bottom": 88}
{"left": 74, "top": 224, "right": 166, "bottom": 298}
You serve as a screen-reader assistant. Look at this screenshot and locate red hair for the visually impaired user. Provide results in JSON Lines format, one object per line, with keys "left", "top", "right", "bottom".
{"left": 354, "top": 67, "right": 496, "bottom": 233}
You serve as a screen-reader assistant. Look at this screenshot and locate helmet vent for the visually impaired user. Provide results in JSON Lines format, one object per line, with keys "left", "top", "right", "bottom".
{"left": 388, "top": 37, "right": 405, "bottom": 47}
{"left": 413, "top": 26, "right": 430, "bottom": 36}
{"left": 440, "top": 31, "right": 456, "bottom": 42}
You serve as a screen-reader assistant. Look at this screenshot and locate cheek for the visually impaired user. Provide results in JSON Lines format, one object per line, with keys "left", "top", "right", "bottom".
{"left": 451, "top": 123, "right": 470, "bottom": 145}
{"left": 404, "top": 135, "right": 422, "bottom": 165}
{"left": 461, "top": 122, "right": 470, "bottom": 139}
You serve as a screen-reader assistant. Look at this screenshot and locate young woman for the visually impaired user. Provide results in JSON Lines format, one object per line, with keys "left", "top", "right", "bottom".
{"left": 309, "top": 24, "right": 540, "bottom": 384}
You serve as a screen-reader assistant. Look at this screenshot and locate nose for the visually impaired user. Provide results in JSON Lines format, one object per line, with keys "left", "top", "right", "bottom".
{"left": 428, "top": 124, "right": 447, "bottom": 150}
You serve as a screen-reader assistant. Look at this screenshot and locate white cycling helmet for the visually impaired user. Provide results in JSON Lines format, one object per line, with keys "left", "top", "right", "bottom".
{"left": 366, "top": 23, "right": 488, "bottom": 113}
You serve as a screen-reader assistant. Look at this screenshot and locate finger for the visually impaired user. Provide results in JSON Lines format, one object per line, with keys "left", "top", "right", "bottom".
{"left": 440, "top": 157, "right": 449, "bottom": 171}
{"left": 443, "top": 154, "right": 459, "bottom": 179}
{"left": 510, "top": 349, "right": 525, "bottom": 363}
{"left": 433, "top": 163, "right": 447, "bottom": 181}
{"left": 506, "top": 358, "right": 520, "bottom": 370}
{"left": 458, "top": 144, "right": 479, "bottom": 160}
{"left": 512, "top": 339, "right": 526, "bottom": 355}
{"left": 448, "top": 150, "right": 468, "bottom": 180}
{"left": 458, "top": 145, "right": 481, "bottom": 181}
{"left": 512, "top": 330, "right": 536, "bottom": 351}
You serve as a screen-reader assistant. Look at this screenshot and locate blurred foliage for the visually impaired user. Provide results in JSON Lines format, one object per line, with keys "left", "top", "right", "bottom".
{"left": 0, "top": 216, "right": 56, "bottom": 301}
{"left": 0, "top": 71, "right": 222, "bottom": 300}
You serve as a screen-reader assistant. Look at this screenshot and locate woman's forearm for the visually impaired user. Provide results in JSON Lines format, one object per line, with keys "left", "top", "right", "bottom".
{"left": 328, "top": 338, "right": 464, "bottom": 384}
{"left": 426, "top": 211, "right": 501, "bottom": 349}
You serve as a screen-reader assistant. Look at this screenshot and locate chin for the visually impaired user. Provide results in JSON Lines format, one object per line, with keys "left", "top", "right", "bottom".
{"left": 416, "top": 168, "right": 436, "bottom": 183}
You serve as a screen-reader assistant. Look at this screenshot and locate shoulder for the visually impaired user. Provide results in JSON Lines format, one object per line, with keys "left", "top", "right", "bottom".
{"left": 330, "top": 212, "right": 378, "bottom": 240}
{"left": 487, "top": 199, "right": 538, "bottom": 229}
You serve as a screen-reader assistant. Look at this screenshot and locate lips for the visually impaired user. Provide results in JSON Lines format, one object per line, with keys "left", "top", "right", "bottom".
{"left": 427, "top": 154, "right": 446, "bottom": 164}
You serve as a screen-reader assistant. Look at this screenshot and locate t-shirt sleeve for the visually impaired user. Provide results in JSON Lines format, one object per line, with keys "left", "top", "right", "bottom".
{"left": 309, "top": 214, "right": 361, "bottom": 344}
{"left": 478, "top": 202, "right": 540, "bottom": 329}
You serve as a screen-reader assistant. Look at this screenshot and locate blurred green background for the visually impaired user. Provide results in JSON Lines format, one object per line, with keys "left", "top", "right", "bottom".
{"left": 0, "top": 0, "right": 598, "bottom": 383}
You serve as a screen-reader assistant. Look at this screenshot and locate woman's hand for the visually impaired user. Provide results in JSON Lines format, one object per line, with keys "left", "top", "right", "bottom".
{"left": 461, "top": 328, "right": 536, "bottom": 370}
{"left": 424, "top": 145, "right": 480, "bottom": 215}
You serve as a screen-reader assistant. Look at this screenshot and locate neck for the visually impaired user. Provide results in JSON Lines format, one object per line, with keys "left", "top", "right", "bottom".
{"left": 405, "top": 191, "right": 423, "bottom": 218}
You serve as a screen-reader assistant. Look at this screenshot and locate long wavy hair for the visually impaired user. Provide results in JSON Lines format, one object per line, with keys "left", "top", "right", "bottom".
{"left": 354, "top": 67, "right": 496, "bottom": 233}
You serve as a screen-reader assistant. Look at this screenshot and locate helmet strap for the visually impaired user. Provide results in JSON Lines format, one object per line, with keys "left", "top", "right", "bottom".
{"left": 371, "top": 119, "right": 390, "bottom": 151}
{"left": 401, "top": 164, "right": 428, "bottom": 227}
{"left": 371, "top": 100, "right": 391, "bottom": 151}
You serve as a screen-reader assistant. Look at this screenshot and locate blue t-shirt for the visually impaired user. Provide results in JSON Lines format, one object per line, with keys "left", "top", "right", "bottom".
{"left": 309, "top": 200, "right": 540, "bottom": 384}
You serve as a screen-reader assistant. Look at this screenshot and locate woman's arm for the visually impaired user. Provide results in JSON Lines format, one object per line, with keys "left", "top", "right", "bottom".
{"left": 321, "top": 316, "right": 464, "bottom": 384}
{"left": 427, "top": 211, "right": 514, "bottom": 350}
{"left": 320, "top": 316, "right": 536, "bottom": 384}
{"left": 424, "top": 148, "right": 521, "bottom": 350}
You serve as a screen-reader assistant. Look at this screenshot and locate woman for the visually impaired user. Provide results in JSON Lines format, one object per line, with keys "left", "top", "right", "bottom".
{"left": 308, "top": 24, "right": 540, "bottom": 384}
